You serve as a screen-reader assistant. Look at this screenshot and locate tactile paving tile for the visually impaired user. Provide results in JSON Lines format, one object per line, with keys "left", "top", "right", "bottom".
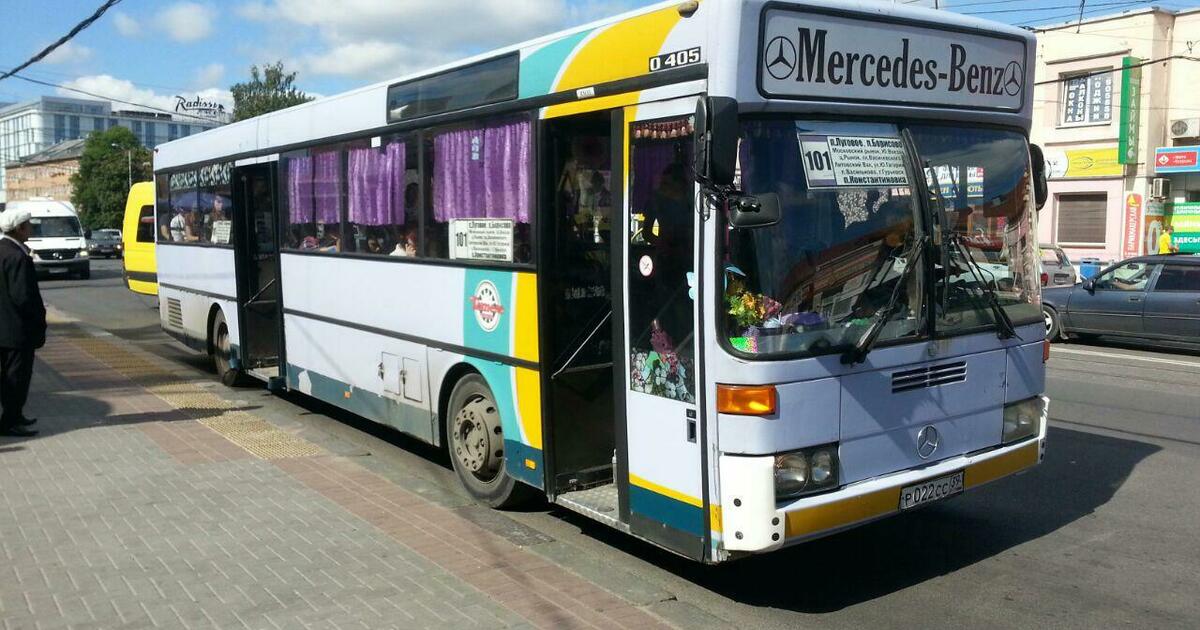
{"left": 68, "top": 333, "right": 323, "bottom": 460}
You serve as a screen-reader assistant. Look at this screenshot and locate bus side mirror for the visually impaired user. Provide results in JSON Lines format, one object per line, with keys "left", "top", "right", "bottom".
{"left": 1029, "top": 143, "right": 1048, "bottom": 211}
{"left": 729, "top": 193, "right": 780, "bottom": 228}
{"left": 695, "top": 97, "right": 738, "bottom": 187}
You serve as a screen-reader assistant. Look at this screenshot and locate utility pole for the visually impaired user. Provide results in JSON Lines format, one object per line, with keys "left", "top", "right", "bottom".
{"left": 110, "top": 143, "right": 131, "bottom": 190}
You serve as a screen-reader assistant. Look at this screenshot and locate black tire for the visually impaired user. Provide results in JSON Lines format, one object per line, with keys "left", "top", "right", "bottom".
{"left": 1043, "top": 305, "right": 1063, "bottom": 341}
{"left": 210, "top": 311, "right": 235, "bottom": 381}
{"left": 446, "top": 374, "right": 533, "bottom": 509}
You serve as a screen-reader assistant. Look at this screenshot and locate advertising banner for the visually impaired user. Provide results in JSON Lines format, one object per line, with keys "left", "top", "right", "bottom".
{"left": 1121, "top": 193, "right": 1142, "bottom": 259}
{"left": 1118, "top": 57, "right": 1141, "bottom": 165}
{"left": 1167, "top": 202, "right": 1200, "bottom": 253}
{"left": 1045, "top": 147, "right": 1123, "bottom": 179}
{"left": 1154, "top": 146, "right": 1200, "bottom": 173}
{"left": 1144, "top": 199, "right": 1166, "bottom": 254}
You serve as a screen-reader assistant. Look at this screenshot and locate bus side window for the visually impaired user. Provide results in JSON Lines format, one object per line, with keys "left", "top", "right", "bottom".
{"left": 346, "top": 137, "right": 419, "bottom": 257}
{"left": 282, "top": 148, "right": 344, "bottom": 253}
{"left": 426, "top": 116, "right": 533, "bottom": 264}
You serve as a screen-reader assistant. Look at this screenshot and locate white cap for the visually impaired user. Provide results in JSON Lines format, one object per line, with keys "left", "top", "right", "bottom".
{"left": 0, "top": 209, "right": 32, "bottom": 234}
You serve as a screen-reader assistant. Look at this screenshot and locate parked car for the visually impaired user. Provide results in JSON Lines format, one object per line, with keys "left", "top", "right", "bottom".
{"left": 1042, "top": 254, "right": 1200, "bottom": 346}
{"left": 5, "top": 198, "right": 90, "bottom": 279}
{"left": 1039, "top": 244, "right": 1077, "bottom": 287}
{"left": 87, "top": 228, "right": 123, "bottom": 258}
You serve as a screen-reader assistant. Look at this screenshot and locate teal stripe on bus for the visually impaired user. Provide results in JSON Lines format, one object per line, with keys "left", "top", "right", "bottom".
{"left": 518, "top": 30, "right": 593, "bottom": 99}
{"left": 628, "top": 484, "right": 705, "bottom": 538}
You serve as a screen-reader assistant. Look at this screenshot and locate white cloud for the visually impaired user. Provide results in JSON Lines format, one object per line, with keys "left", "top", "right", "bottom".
{"left": 58, "top": 74, "right": 233, "bottom": 120}
{"left": 193, "top": 63, "right": 225, "bottom": 88}
{"left": 113, "top": 11, "right": 140, "bottom": 37}
{"left": 44, "top": 41, "right": 93, "bottom": 65}
{"left": 157, "top": 2, "right": 217, "bottom": 43}
{"left": 237, "top": 0, "right": 641, "bottom": 81}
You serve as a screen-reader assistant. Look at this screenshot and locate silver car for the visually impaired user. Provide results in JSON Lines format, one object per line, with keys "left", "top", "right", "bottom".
{"left": 1040, "top": 244, "right": 1076, "bottom": 287}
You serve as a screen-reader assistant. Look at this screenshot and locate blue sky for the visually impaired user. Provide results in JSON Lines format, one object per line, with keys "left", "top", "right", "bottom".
{"left": 1, "top": 0, "right": 1198, "bottom": 114}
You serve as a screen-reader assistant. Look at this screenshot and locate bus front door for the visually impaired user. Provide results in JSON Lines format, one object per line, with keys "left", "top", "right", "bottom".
{"left": 622, "top": 99, "right": 707, "bottom": 559}
{"left": 232, "top": 163, "right": 283, "bottom": 376}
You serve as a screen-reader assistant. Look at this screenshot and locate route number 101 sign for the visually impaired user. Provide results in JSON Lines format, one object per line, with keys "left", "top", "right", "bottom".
{"left": 798, "top": 134, "right": 909, "bottom": 189}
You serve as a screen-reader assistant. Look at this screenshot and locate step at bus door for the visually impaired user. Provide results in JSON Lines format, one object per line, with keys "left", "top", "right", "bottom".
{"left": 622, "top": 97, "right": 708, "bottom": 560}
{"left": 232, "top": 163, "right": 283, "bottom": 371}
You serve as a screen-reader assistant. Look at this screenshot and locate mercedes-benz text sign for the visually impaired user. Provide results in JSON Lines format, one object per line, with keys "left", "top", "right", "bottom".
{"left": 759, "top": 8, "right": 1027, "bottom": 111}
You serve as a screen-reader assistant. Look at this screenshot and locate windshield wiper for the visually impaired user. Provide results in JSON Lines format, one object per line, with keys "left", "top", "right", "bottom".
{"left": 916, "top": 147, "right": 1018, "bottom": 341}
{"left": 842, "top": 235, "right": 927, "bottom": 365}
{"left": 948, "top": 234, "right": 1018, "bottom": 340}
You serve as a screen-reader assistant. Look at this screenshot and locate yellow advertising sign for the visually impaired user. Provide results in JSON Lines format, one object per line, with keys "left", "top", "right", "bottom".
{"left": 1045, "top": 147, "right": 1124, "bottom": 179}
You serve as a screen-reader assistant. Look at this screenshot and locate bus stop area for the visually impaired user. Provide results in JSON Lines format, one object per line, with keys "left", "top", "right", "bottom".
{"left": 0, "top": 309, "right": 695, "bottom": 630}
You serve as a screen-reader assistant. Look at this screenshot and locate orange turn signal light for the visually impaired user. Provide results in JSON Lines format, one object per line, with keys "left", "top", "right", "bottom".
{"left": 717, "top": 385, "right": 777, "bottom": 416}
{"left": 1043, "top": 339, "right": 1051, "bottom": 363}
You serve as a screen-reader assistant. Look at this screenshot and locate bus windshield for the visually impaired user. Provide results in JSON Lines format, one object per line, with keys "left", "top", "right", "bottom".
{"left": 30, "top": 216, "right": 84, "bottom": 239}
{"left": 724, "top": 120, "right": 1039, "bottom": 358}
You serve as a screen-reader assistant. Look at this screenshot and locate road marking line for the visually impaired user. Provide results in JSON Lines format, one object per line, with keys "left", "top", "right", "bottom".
{"left": 1051, "top": 346, "right": 1200, "bottom": 368}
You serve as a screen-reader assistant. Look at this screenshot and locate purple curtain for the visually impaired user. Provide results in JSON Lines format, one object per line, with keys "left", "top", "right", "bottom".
{"left": 313, "top": 151, "right": 341, "bottom": 224}
{"left": 433, "top": 119, "right": 530, "bottom": 223}
{"left": 630, "top": 142, "right": 677, "bottom": 214}
{"left": 287, "top": 152, "right": 342, "bottom": 225}
{"left": 287, "top": 156, "right": 313, "bottom": 224}
{"left": 348, "top": 142, "right": 405, "bottom": 225}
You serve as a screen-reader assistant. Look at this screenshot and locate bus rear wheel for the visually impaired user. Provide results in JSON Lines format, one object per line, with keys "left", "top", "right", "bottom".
{"left": 447, "top": 374, "right": 531, "bottom": 509}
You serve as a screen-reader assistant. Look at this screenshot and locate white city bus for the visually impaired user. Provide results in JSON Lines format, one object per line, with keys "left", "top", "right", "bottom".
{"left": 148, "top": 0, "right": 1050, "bottom": 563}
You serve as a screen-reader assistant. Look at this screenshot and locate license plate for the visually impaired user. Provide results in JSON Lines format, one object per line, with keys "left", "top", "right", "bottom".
{"left": 49, "top": 267, "right": 68, "bottom": 274}
{"left": 899, "top": 471, "right": 964, "bottom": 510}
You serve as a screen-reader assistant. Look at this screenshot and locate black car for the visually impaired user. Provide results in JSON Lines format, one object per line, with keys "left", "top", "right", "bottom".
{"left": 1042, "top": 254, "right": 1200, "bottom": 346}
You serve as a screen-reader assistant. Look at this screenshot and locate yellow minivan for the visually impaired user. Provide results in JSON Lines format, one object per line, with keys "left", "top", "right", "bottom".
{"left": 121, "top": 181, "right": 157, "bottom": 295}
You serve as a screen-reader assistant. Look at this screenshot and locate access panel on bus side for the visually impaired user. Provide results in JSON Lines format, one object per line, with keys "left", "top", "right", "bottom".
{"left": 622, "top": 98, "right": 708, "bottom": 560}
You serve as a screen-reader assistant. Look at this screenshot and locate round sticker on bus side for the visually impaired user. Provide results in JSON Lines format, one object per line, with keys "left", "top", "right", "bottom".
{"left": 470, "top": 280, "right": 505, "bottom": 332}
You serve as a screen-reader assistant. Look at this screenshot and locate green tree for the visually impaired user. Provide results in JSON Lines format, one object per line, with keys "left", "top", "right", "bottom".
{"left": 231, "top": 61, "right": 314, "bottom": 121}
{"left": 70, "top": 126, "right": 152, "bottom": 229}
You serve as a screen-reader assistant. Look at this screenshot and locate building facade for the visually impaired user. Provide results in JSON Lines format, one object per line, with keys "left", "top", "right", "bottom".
{"left": 0, "top": 96, "right": 221, "bottom": 203}
{"left": 3, "top": 139, "right": 85, "bottom": 203}
{"left": 1032, "top": 7, "right": 1200, "bottom": 262}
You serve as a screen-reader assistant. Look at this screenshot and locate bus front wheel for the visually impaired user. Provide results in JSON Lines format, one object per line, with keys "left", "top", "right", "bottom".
{"left": 210, "top": 311, "right": 238, "bottom": 385}
{"left": 447, "top": 374, "right": 531, "bottom": 509}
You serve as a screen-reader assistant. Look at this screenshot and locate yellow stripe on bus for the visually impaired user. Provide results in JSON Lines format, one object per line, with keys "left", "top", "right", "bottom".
{"left": 785, "top": 441, "right": 1040, "bottom": 539}
{"left": 544, "top": 6, "right": 682, "bottom": 119}
{"left": 513, "top": 273, "right": 539, "bottom": 363}
{"left": 629, "top": 473, "right": 703, "bottom": 508}
{"left": 514, "top": 366, "right": 542, "bottom": 450}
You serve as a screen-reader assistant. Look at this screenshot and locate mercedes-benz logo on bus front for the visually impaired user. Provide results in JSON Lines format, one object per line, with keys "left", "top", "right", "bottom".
{"left": 764, "top": 35, "right": 797, "bottom": 80}
{"left": 1002, "top": 61, "right": 1023, "bottom": 97}
{"left": 916, "top": 426, "right": 941, "bottom": 459}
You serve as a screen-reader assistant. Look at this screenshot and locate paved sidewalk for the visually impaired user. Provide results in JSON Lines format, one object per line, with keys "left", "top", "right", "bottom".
{"left": 0, "top": 322, "right": 682, "bottom": 630}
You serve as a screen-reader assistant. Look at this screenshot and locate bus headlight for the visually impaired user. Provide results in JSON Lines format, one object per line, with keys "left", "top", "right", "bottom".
{"left": 775, "top": 444, "right": 839, "bottom": 500}
{"left": 1002, "top": 396, "right": 1044, "bottom": 444}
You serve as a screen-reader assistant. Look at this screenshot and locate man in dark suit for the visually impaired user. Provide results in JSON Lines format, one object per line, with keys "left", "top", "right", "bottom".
{"left": 0, "top": 209, "right": 46, "bottom": 438}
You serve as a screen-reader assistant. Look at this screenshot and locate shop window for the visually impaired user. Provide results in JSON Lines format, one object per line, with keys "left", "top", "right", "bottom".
{"left": 282, "top": 147, "right": 344, "bottom": 253}
{"left": 627, "top": 117, "right": 695, "bottom": 403}
{"left": 346, "top": 138, "right": 419, "bottom": 256}
{"left": 426, "top": 116, "right": 532, "bottom": 263}
{"left": 1056, "top": 193, "right": 1107, "bottom": 245}
{"left": 1061, "top": 71, "right": 1113, "bottom": 125}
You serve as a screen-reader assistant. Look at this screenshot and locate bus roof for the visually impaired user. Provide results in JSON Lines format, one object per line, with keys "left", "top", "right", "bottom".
{"left": 155, "top": 0, "right": 1035, "bottom": 171}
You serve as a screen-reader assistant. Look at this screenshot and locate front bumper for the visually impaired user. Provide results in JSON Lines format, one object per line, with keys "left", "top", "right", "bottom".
{"left": 35, "top": 259, "right": 89, "bottom": 272}
{"left": 719, "top": 402, "right": 1047, "bottom": 553}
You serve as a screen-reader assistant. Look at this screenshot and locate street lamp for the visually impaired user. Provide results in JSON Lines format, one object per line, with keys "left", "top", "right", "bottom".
{"left": 110, "top": 143, "right": 131, "bottom": 190}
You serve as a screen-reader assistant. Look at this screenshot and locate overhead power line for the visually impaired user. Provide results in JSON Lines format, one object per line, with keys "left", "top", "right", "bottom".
{"left": 1034, "top": 53, "right": 1200, "bottom": 85}
{"left": 0, "top": 0, "right": 124, "bottom": 83}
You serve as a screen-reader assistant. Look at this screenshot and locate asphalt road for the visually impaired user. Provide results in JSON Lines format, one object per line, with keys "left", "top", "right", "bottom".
{"left": 43, "top": 259, "right": 1200, "bottom": 629}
